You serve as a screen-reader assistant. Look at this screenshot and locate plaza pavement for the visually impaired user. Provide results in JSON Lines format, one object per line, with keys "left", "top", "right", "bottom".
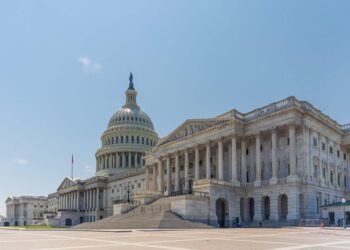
{"left": 0, "top": 227, "right": 350, "bottom": 250}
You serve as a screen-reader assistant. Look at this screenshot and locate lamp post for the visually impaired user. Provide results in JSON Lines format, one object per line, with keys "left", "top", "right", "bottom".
{"left": 126, "top": 185, "right": 131, "bottom": 203}
{"left": 342, "top": 198, "right": 346, "bottom": 229}
{"left": 186, "top": 174, "right": 193, "bottom": 194}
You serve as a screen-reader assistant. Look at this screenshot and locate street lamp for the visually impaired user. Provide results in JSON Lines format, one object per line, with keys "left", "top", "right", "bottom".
{"left": 126, "top": 185, "right": 131, "bottom": 203}
{"left": 342, "top": 198, "right": 346, "bottom": 229}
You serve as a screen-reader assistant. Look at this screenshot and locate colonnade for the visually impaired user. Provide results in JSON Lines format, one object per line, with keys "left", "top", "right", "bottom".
{"left": 145, "top": 125, "right": 298, "bottom": 194}
{"left": 96, "top": 152, "right": 144, "bottom": 171}
{"left": 58, "top": 188, "right": 106, "bottom": 211}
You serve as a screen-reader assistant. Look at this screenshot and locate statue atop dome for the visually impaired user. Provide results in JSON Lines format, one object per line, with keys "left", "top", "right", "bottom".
{"left": 128, "top": 72, "right": 134, "bottom": 90}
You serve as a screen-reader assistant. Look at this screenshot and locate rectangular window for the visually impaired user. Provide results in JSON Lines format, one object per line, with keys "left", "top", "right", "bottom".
{"left": 330, "top": 171, "right": 334, "bottom": 184}
{"left": 337, "top": 150, "right": 340, "bottom": 158}
{"left": 131, "top": 136, "right": 134, "bottom": 143}
{"left": 330, "top": 146, "right": 333, "bottom": 154}
{"left": 322, "top": 168, "right": 326, "bottom": 179}
{"left": 344, "top": 154, "right": 347, "bottom": 161}
{"left": 313, "top": 138, "right": 318, "bottom": 147}
{"left": 322, "top": 142, "right": 326, "bottom": 151}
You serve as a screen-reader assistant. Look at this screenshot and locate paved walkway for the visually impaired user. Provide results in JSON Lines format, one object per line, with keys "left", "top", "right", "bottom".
{"left": 1, "top": 227, "right": 350, "bottom": 250}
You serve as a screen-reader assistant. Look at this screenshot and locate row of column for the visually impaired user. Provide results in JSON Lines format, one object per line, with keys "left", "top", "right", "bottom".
{"left": 146, "top": 125, "right": 298, "bottom": 193}
{"left": 97, "top": 152, "right": 144, "bottom": 170}
{"left": 59, "top": 188, "right": 106, "bottom": 211}
{"left": 58, "top": 191, "right": 79, "bottom": 210}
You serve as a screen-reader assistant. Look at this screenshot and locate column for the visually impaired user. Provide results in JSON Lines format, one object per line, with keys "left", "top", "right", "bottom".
{"left": 241, "top": 140, "right": 247, "bottom": 184}
{"left": 194, "top": 146, "right": 200, "bottom": 180}
{"left": 231, "top": 136, "right": 239, "bottom": 185}
{"left": 96, "top": 188, "right": 99, "bottom": 210}
{"left": 158, "top": 160, "right": 164, "bottom": 194}
{"left": 134, "top": 153, "right": 138, "bottom": 168}
{"left": 103, "top": 189, "right": 107, "bottom": 209}
{"left": 270, "top": 129, "right": 278, "bottom": 184}
{"left": 108, "top": 154, "right": 112, "bottom": 169}
{"left": 116, "top": 153, "right": 120, "bottom": 168}
{"left": 166, "top": 157, "right": 171, "bottom": 195}
{"left": 255, "top": 133, "right": 262, "bottom": 186}
{"left": 206, "top": 143, "right": 211, "bottom": 179}
{"left": 122, "top": 153, "right": 125, "bottom": 168}
{"left": 140, "top": 153, "right": 144, "bottom": 168}
{"left": 83, "top": 191, "right": 86, "bottom": 210}
{"left": 128, "top": 152, "right": 131, "bottom": 168}
{"left": 218, "top": 139, "right": 224, "bottom": 180}
{"left": 289, "top": 125, "right": 297, "bottom": 179}
{"left": 145, "top": 166, "right": 150, "bottom": 191}
{"left": 175, "top": 152, "right": 180, "bottom": 192}
{"left": 76, "top": 191, "right": 79, "bottom": 210}
{"left": 152, "top": 164, "right": 157, "bottom": 191}
{"left": 184, "top": 150, "right": 189, "bottom": 190}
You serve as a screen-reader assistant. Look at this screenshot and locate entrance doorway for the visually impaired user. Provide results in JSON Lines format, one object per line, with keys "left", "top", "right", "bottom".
{"left": 65, "top": 218, "right": 72, "bottom": 226}
{"left": 279, "top": 194, "right": 288, "bottom": 220}
{"left": 262, "top": 196, "right": 270, "bottom": 220}
{"left": 216, "top": 198, "right": 228, "bottom": 228}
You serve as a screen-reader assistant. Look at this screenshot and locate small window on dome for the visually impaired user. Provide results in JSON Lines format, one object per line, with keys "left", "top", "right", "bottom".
{"left": 142, "top": 137, "right": 144, "bottom": 144}
{"left": 131, "top": 117, "right": 134, "bottom": 121}
{"left": 126, "top": 136, "right": 129, "bottom": 143}
{"left": 137, "top": 136, "right": 140, "bottom": 144}
{"left": 123, "top": 117, "right": 125, "bottom": 121}
{"left": 131, "top": 136, "right": 134, "bottom": 143}
{"left": 121, "top": 136, "right": 124, "bottom": 143}
{"left": 116, "top": 136, "right": 119, "bottom": 144}
{"left": 127, "top": 117, "right": 129, "bottom": 121}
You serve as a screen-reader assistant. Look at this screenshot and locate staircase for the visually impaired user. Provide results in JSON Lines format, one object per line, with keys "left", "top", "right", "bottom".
{"left": 73, "top": 196, "right": 212, "bottom": 230}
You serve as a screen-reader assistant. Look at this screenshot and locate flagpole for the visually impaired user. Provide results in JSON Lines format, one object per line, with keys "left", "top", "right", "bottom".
{"left": 71, "top": 154, "right": 74, "bottom": 180}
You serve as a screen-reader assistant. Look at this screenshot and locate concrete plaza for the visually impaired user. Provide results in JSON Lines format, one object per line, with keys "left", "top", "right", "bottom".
{"left": 1, "top": 228, "right": 350, "bottom": 250}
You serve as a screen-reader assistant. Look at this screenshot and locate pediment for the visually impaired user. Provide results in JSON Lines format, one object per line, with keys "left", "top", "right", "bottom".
{"left": 158, "top": 118, "right": 230, "bottom": 146}
{"left": 57, "top": 177, "right": 77, "bottom": 191}
{"left": 5, "top": 197, "right": 12, "bottom": 203}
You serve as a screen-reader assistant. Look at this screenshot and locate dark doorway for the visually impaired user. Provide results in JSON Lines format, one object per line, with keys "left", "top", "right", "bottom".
{"left": 14, "top": 221, "right": 18, "bottom": 226}
{"left": 216, "top": 198, "right": 227, "bottom": 228}
{"left": 23, "top": 221, "right": 27, "bottom": 226}
{"left": 279, "top": 194, "right": 288, "bottom": 220}
{"left": 65, "top": 218, "right": 72, "bottom": 226}
{"left": 4, "top": 222, "right": 9, "bottom": 227}
{"left": 80, "top": 216, "right": 84, "bottom": 224}
{"left": 262, "top": 196, "right": 270, "bottom": 220}
{"left": 248, "top": 198, "right": 255, "bottom": 221}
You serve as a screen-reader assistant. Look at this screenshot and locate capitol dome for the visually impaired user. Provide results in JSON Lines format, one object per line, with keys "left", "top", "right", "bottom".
{"left": 95, "top": 73, "right": 158, "bottom": 177}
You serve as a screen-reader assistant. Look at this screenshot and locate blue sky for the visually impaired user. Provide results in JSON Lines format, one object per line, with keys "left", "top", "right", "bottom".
{"left": 0, "top": 0, "right": 350, "bottom": 215}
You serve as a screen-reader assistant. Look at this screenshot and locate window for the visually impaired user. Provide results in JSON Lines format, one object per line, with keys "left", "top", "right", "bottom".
{"left": 131, "top": 136, "right": 134, "bottom": 143}
{"left": 337, "top": 150, "right": 340, "bottom": 158}
{"left": 287, "top": 137, "right": 290, "bottom": 146}
{"left": 313, "top": 138, "right": 318, "bottom": 147}
{"left": 260, "top": 144, "right": 263, "bottom": 152}
{"left": 338, "top": 173, "right": 341, "bottom": 186}
{"left": 322, "top": 142, "right": 326, "bottom": 151}
{"left": 344, "top": 153, "right": 347, "bottom": 161}
{"left": 329, "top": 146, "right": 333, "bottom": 154}
{"left": 246, "top": 149, "right": 249, "bottom": 155}
{"left": 137, "top": 136, "right": 139, "bottom": 144}
{"left": 330, "top": 171, "right": 334, "bottom": 185}
{"left": 142, "top": 137, "right": 144, "bottom": 144}
{"left": 112, "top": 137, "right": 114, "bottom": 144}
{"left": 344, "top": 176, "right": 348, "bottom": 187}
{"left": 116, "top": 136, "right": 119, "bottom": 144}
{"left": 121, "top": 136, "right": 124, "bottom": 143}
{"left": 126, "top": 136, "right": 129, "bottom": 143}
{"left": 322, "top": 168, "right": 326, "bottom": 179}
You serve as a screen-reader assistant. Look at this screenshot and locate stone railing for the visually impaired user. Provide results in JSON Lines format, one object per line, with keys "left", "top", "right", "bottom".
{"left": 232, "top": 96, "right": 349, "bottom": 133}
{"left": 342, "top": 124, "right": 350, "bottom": 132}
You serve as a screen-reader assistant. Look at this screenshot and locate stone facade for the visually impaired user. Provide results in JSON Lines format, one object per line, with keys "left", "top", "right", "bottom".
{"left": 2, "top": 196, "right": 48, "bottom": 226}
{"left": 144, "top": 96, "right": 350, "bottom": 227}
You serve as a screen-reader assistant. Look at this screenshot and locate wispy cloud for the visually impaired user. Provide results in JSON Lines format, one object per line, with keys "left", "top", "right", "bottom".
{"left": 77, "top": 56, "right": 102, "bottom": 74}
{"left": 84, "top": 165, "right": 95, "bottom": 173}
{"left": 13, "top": 159, "right": 29, "bottom": 165}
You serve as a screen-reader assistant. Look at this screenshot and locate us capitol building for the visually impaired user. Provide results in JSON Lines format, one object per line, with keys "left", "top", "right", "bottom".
{"left": 3, "top": 74, "right": 350, "bottom": 227}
